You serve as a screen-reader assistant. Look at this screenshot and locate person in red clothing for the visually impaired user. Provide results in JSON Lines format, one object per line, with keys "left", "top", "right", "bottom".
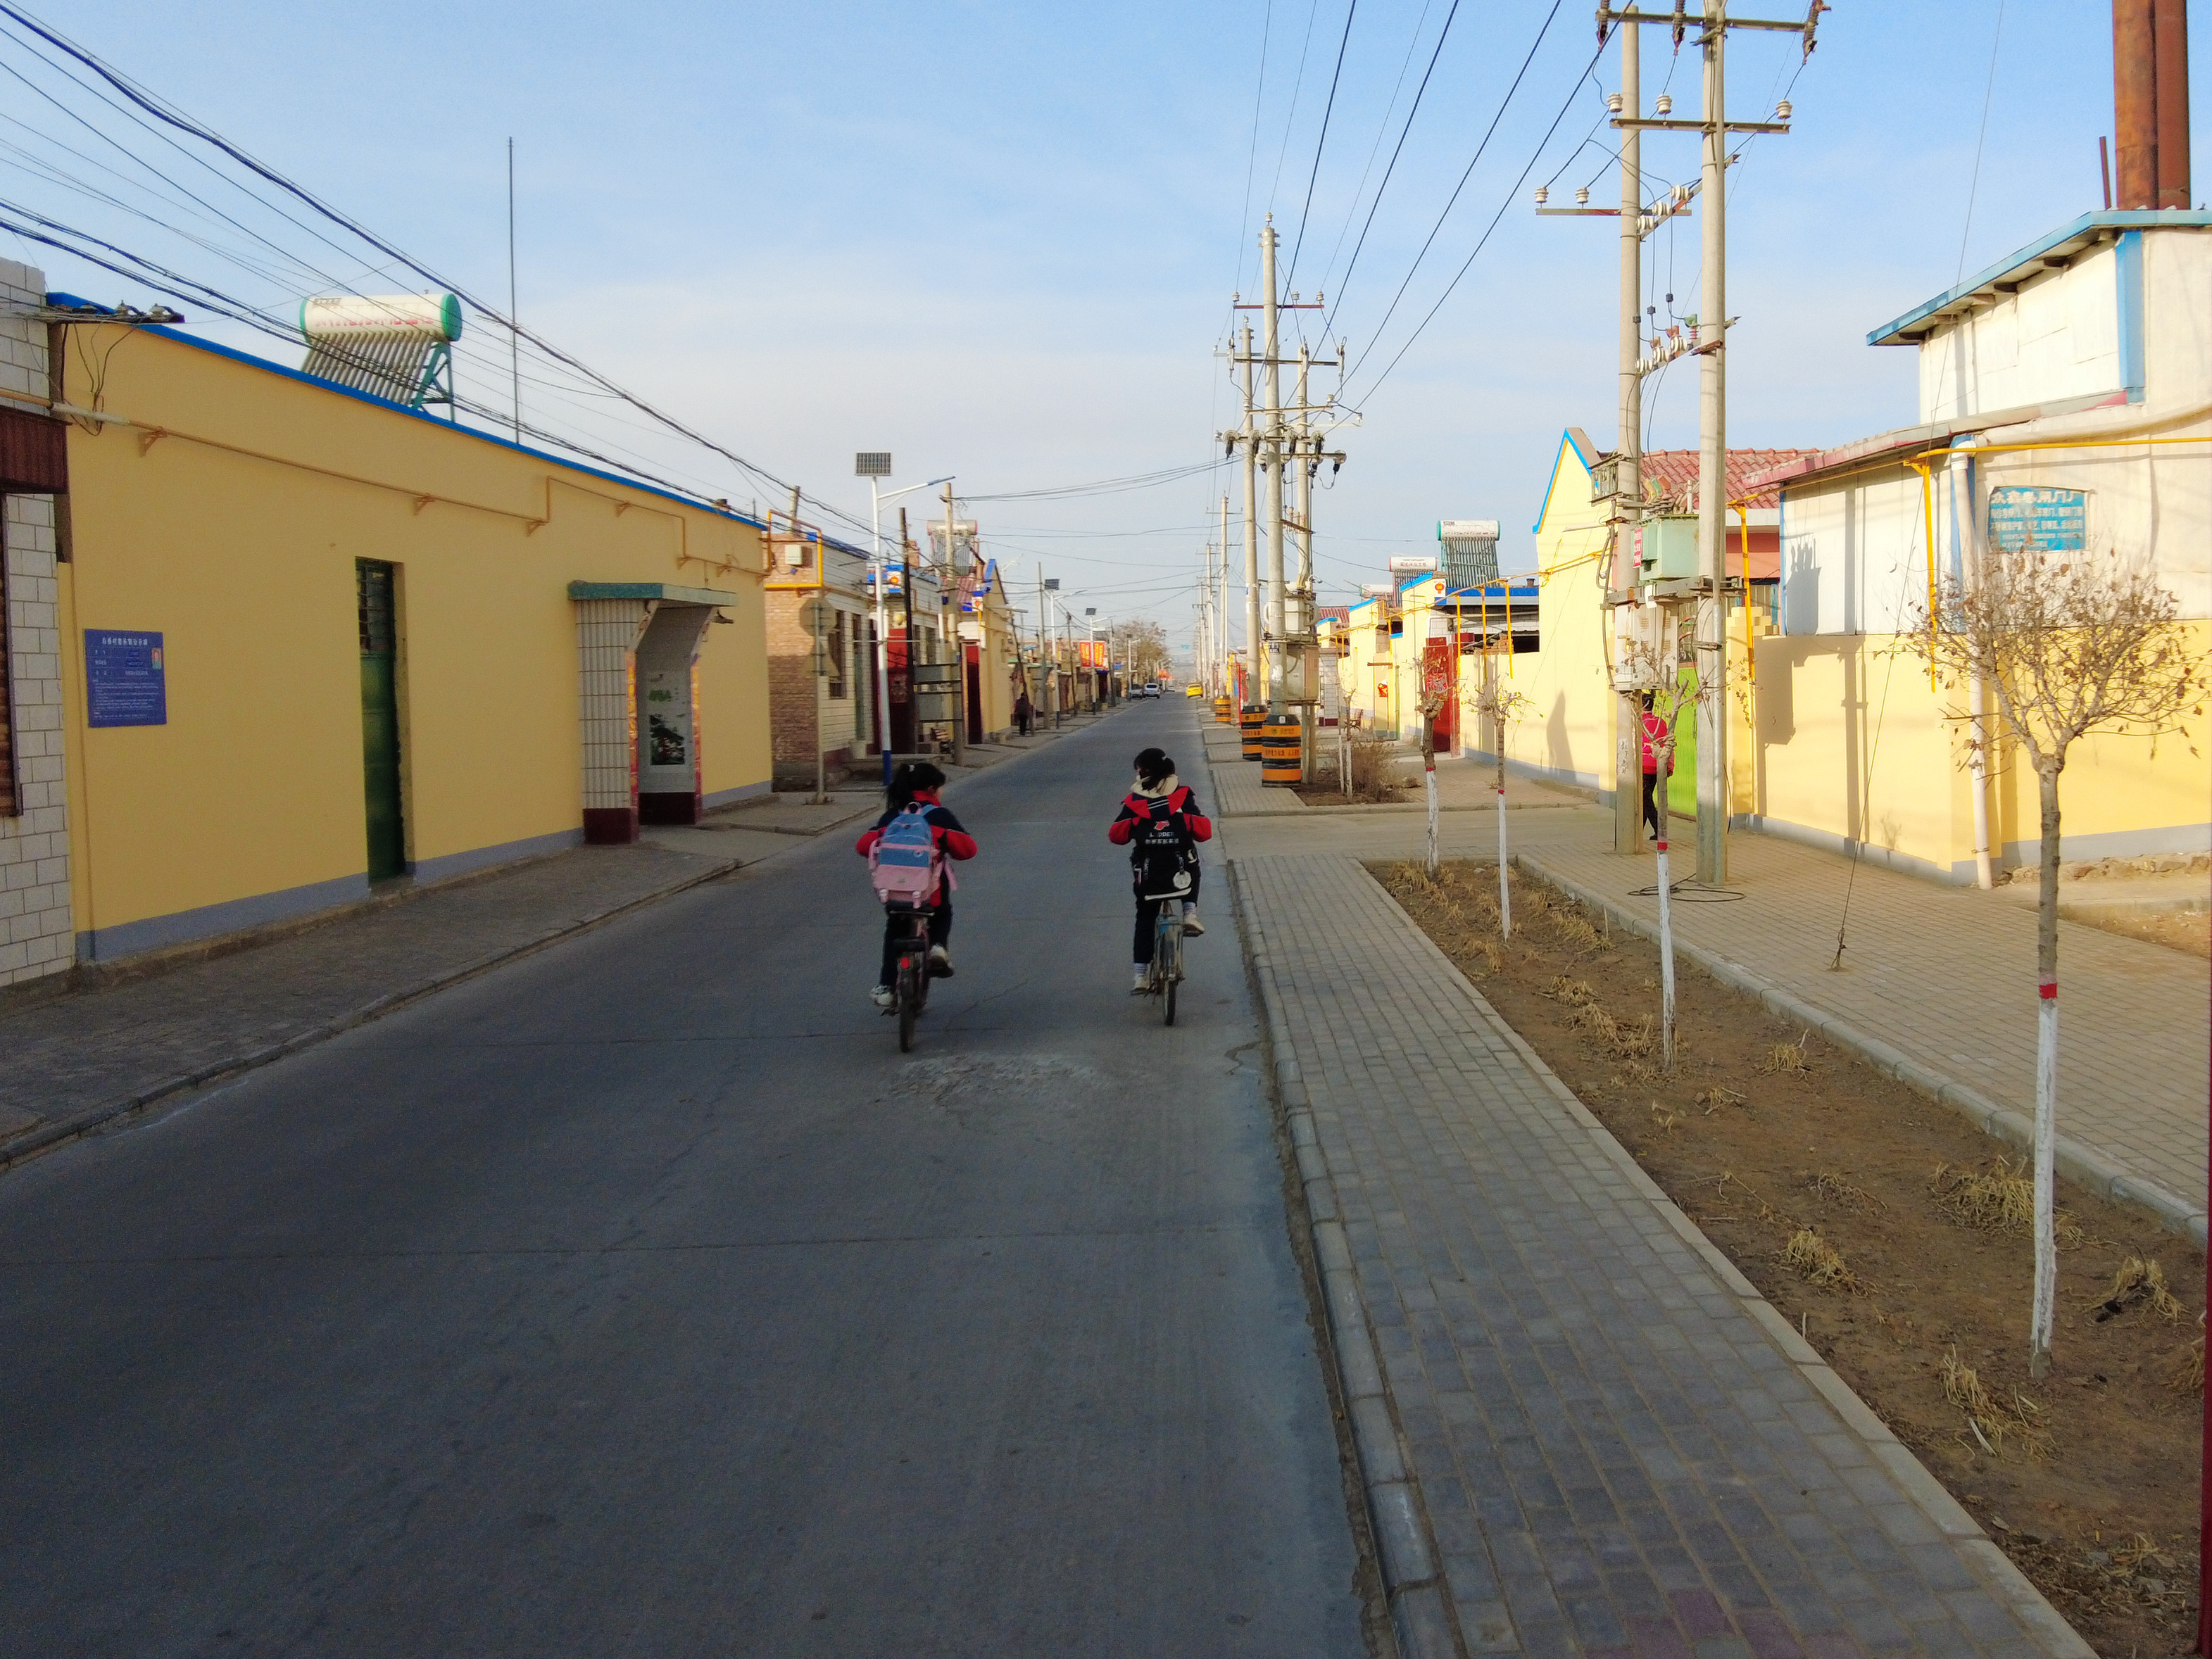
{"left": 1107, "top": 747, "right": 1213, "bottom": 993}
{"left": 1638, "top": 692, "right": 1673, "bottom": 843}
{"left": 855, "top": 762, "right": 977, "bottom": 1011}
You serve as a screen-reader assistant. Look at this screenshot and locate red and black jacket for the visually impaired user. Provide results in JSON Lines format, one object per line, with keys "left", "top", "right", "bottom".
{"left": 855, "top": 790, "right": 976, "bottom": 904}
{"left": 1107, "top": 783, "right": 1212, "bottom": 868}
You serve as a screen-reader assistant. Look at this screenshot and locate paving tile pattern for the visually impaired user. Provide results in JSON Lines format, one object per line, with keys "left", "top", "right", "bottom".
{"left": 1238, "top": 851, "right": 2068, "bottom": 1658}
{"left": 1521, "top": 823, "right": 2209, "bottom": 1228}
{"left": 0, "top": 842, "right": 735, "bottom": 1142}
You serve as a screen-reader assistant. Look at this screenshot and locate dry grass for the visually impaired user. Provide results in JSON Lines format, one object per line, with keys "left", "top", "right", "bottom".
{"left": 2091, "top": 1256, "right": 2185, "bottom": 1324}
{"left": 1693, "top": 1084, "right": 1745, "bottom": 1115}
{"left": 1780, "top": 1228, "right": 1868, "bottom": 1294}
{"left": 1806, "top": 1171, "right": 1887, "bottom": 1215}
{"left": 1344, "top": 737, "right": 1410, "bottom": 803}
{"left": 1930, "top": 1159, "right": 2087, "bottom": 1247}
{"left": 2170, "top": 1330, "right": 2205, "bottom": 1394}
{"left": 1758, "top": 1037, "right": 1813, "bottom": 1075}
{"left": 1940, "top": 1346, "right": 2052, "bottom": 1460}
{"left": 1545, "top": 976, "right": 1595, "bottom": 1007}
{"left": 1568, "top": 1002, "right": 1658, "bottom": 1063}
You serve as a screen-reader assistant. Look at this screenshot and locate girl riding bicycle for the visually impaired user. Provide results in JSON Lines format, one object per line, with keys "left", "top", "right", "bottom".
{"left": 1106, "top": 747, "right": 1212, "bottom": 993}
{"left": 856, "top": 761, "right": 976, "bottom": 1012}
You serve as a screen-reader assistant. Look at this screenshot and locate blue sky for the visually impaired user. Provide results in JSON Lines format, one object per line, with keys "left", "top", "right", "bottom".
{"left": 14, "top": 1, "right": 2210, "bottom": 649}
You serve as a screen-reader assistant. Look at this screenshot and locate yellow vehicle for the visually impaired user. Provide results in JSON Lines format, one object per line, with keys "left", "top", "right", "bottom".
{"left": 1184, "top": 683, "right": 1204, "bottom": 697}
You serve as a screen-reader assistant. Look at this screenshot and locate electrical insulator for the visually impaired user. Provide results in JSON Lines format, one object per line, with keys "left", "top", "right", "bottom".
{"left": 1607, "top": 92, "right": 1624, "bottom": 114}
{"left": 1654, "top": 93, "right": 1673, "bottom": 115}
{"left": 1775, "top": 99, "right": 1792, "bottom": 120}
{"left": 1574, "top": 187, "right": 1590, "bottom": 206}
{"left": 1638, "top": 214, "right": 1655, "bottom": 234}
{"left": 1533, "top": 185, "right": 1549, "bottom": 206}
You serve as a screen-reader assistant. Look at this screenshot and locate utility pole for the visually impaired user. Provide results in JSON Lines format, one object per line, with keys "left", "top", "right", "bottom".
{"left": 1694, "top": 5, "right": 1728, "bottom": 886}
{"left": 1593, "top": 0, "right": 1814, "bottom": 883}
{"left": 1038, "top": 569, "right": 1056, "bottom": 728}
{"left": 1616, "top": 22, "right": 1645, "bottom": 857}
{"left": 1239, "top": 320, "right": 1261, "bottom": 712}
{"left": 898, "top": 507, "right": 915, "bottom": 763}
{"left": 1218, "top": 494, "right": 1233, "bottom": 703}
{"left": 1293, "top": 342, "right": 1316, "bottom": 774}
{"left": 941, "top": 481, "right": 966, "bottom": 766}
{"left": 1261, "top": 215, "right": 1286, "bottom": 719}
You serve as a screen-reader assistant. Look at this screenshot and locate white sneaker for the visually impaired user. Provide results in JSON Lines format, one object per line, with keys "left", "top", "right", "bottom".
{"left": 871, "top": 985, "right": 897, "bottom": 1013}
{"left": 1182, "top": 904, "right": 1205, "bottom": 936}
{"left": 1131, "top": 965, "right": 1151, "bottom": 994}
{"left": 927, "top": 945, "right": 954, "bottom": 978}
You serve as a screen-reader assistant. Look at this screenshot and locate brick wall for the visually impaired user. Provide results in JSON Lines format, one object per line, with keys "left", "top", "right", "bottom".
{"left": 0, "top": 257, "right": 70, "bottom": 988}
{"left": 767, "top": 588, "right": 869, "bottom": 779}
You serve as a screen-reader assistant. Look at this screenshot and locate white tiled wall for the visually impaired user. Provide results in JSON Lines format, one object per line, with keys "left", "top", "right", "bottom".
{"left": 0, "top": 258, "right": 70, "bottom": 988}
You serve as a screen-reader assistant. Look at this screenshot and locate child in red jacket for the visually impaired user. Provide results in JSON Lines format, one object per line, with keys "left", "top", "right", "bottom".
{"left": 1107, "top": 747, "right": 1213, "bottom": 992}
{"left": 855, "top": 762, "right": 976, "bottom": 1011}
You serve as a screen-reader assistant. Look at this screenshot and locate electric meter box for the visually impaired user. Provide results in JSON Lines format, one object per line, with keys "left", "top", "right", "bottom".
{"left": 1633, "top": 515, "right": 1699, "bottom": 584}
{"left": 1609, "top": 600, "right": 1671, "bottom": 690}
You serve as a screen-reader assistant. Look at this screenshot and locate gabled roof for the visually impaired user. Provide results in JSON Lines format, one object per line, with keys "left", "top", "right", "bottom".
{"left": 1867, "top": 208, "right": 2212, "bottom": 347}
{"left": 1530, "top": 426, "right": 1596, "bottom": 533}
{"left": 1638, "top": 448, "right": 1820, "bottom": 513}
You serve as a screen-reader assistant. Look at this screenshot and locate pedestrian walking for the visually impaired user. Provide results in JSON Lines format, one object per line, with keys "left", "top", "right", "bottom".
{"left": 1014, "top": 688, "right": 1033, "bottom": 737}
{"left": 1638, "top": 692, "right": 1672, "bottom": 843}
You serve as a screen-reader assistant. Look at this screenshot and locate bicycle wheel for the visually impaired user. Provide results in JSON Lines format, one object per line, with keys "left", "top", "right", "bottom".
{"left": 1158, "top": 916, "right": 1180, "bottom": 1026}
{"left": 897, "top": 957, "right": 919, "bottom": 1052}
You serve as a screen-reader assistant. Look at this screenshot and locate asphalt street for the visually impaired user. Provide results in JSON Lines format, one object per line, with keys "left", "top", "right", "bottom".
{"left": 0, "top": 700, "right": 1366, "bottom": 1657}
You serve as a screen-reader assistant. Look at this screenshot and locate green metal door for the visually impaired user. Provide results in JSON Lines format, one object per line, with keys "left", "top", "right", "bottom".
{"left": 356, "top": 560, "right": 406, "bottom": 881}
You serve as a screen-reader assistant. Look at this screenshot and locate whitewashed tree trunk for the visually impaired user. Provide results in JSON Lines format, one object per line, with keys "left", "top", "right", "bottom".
{"left": 1496, "top": 785, "right": 1510, "bottom": 940}
{"left": 1655, "top": 833, "right": 1676, "bottom": 1070}
{"left": 2030, "top": 763, "right": 2063, "bottom": 1377}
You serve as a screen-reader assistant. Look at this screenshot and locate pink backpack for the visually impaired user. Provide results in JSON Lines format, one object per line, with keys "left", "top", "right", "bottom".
{"left": 868, "top": 803, "right": 943, "bottom": 904}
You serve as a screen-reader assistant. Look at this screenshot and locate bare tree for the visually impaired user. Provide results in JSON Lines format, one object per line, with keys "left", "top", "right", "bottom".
{"left": 1906, "top": 545, "right": 2204, "bottom": 1377}
{"left": 1468, "top": 648, "right": 1534, "bottom": 940}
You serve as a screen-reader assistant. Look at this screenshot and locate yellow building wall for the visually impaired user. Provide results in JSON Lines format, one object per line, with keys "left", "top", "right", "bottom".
{"left": 58, "top": 323, "right": 767, "bottom": 954}
{"left": 1491, "top": 432, "right": 1619, "bottom": 791}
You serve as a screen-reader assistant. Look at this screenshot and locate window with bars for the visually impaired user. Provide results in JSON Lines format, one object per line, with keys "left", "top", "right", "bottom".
{"left": 357, "top": 560, "right": 396, "bottom": 654}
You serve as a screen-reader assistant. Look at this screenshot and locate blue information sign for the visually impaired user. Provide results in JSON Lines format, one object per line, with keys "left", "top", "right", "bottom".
{"left": 85, "top": 630, "right": 167, "bottom": 728}
{"left": 1987, "top": 486, "right": 2088, "bottom": 554}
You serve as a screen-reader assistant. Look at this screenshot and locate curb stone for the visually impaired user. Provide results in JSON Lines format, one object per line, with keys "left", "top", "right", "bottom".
{"left": 1352, "top": 858, "right": 2096, "bottom": 1659}
{"left": 0, "top": 856, "right": 741, "bottom": 1173}
{"left": 1514, "top": 850, "right": 2209, "bottom": 1249}
{"left": 1227, "top": 860, "right": 1455, "bottom": 1659}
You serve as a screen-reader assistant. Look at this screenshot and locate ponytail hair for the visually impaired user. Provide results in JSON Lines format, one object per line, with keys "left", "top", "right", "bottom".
{"left": 889, "top": 760, "right": 948, "bottom": 809}
{"left": 1133, "top": 748, "right": 1174, "bottom": 790}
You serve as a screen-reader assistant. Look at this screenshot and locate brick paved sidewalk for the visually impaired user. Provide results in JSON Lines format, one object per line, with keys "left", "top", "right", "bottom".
{"left": 1235, "top": 852, "right": 2087, "bottom": 1658}
{"left": 0, "top": 840, "right": 741, "bottom": 1163}
{"left": 1516, "top": 821, "right": 2209, "bottom": 1242}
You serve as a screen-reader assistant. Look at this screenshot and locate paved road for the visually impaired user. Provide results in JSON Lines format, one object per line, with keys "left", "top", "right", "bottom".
{"left": 0, "top": 702, "right": 1365, "bottom": 1657}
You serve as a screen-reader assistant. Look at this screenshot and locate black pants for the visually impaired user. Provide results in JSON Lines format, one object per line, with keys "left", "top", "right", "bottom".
{"left": 881, "top": 900, "right": 951, "bottom": 987}
{"left": 1640, "top": 771, "right": 1662, "bottom": 839}
{"left": 1017, "top": 712, "right": 1031, "bottom": 735}
{"left": 1131, "top": 866, "right": 1200, "bottom": 963}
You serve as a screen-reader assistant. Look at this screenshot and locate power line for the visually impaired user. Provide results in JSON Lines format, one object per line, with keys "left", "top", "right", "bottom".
{"left": 1282, "top": 0, "right": 1358, "bottom": 291}
{"left": 0, "top": 4, "right": 876, "bottom": 538}
{"left": 1347, "top": 36, "right": 1606, "bottom": 403}
{"left": 1335, "top": 1, "right": 1561, "bottom": 372}
{"left": 1318, "top": 0, "right": 1462, "bottom": 337}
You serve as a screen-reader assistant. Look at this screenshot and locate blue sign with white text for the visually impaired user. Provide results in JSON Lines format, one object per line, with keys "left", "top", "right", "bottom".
{"left": 86, "top": 630, "right": 166, "bottom": 727}
{"left": 1987, "top": 486, "right": 2088, "bottom": 554}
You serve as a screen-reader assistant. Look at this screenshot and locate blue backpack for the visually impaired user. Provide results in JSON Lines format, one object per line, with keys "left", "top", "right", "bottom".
{"left": 869, "top": 803, "right": 943, "bottom": 903}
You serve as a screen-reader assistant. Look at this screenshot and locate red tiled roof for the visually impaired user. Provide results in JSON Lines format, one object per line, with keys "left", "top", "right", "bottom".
{"left": 1636, "top": 448, "right": 1821, "bottom": 512}
{"left": 1313, "top": 605, "right": 1350, "bottom": 624}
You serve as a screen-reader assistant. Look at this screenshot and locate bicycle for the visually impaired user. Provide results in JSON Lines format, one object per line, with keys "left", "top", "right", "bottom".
{"left": 888, "top": 901, "right": 934, "bottom": 1052}
{"left": 1143, "top": 902, "right": 1185, "bottom": 1026}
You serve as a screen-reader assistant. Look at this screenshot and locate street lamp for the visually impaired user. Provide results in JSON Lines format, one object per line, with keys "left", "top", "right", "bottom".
{"left": 857, "top": 455, "right": 953, "bottom": 789}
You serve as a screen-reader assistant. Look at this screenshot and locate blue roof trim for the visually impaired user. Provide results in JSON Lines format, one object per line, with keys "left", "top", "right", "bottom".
{"left": 1865, "top": 210, "right": 2212, "bottom": 346}
{"left": 49, "top": 291, "right": 772, "bottom": 534}
{"left": 1531, "top": 427, "right": 1595, "bottom": 533}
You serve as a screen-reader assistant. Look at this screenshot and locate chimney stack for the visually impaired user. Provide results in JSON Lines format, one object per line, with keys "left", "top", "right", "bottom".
{"left": 2114, "top": 0, "right": 2192, "bottom": 210}
{"left": 2154, "top": 0, "right": 2191, "bottom": 209}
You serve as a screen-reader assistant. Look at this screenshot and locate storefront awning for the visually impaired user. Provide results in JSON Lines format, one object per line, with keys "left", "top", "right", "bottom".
{"left": 567, "top": 581, "right": 741, "bottom": 606}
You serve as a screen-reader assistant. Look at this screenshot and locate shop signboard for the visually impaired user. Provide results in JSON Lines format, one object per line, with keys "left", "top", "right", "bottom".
{"left": 1987, "top": 486, "right": 2087, "bottom": 553}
